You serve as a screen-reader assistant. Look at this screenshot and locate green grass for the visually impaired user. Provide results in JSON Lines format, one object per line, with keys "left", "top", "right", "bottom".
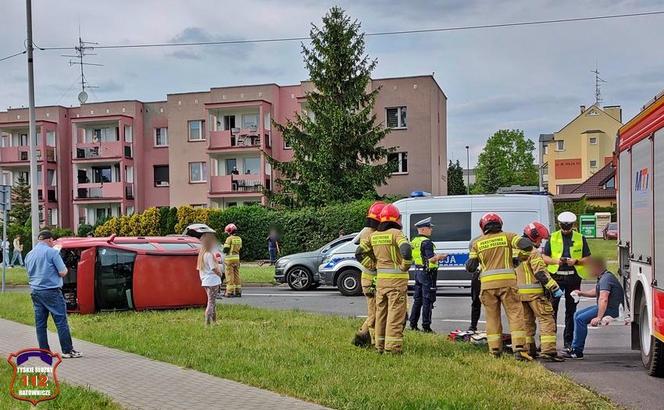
{"left": 1, "top": 267, "right": 28, "bottom": 287}
{"left": 587, "top": 239, "right": 618, "bottom": 273}
{"left": 0, "top": 361, "right": 120, "bottom": 409}
{"left": 0, "top": 293, "right": 613, "bottom": 409}
{"left": 239, "top": 264, "right": 275, "bottom": 284}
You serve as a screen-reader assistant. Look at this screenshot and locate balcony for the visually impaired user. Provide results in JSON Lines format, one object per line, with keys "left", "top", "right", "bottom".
{"left": 0, "top": 146, "right": 56, "bottom": 163}
{"left": 209, "top": 175, "right": 265, "bottom": 194}
{"left": 75, "top": 182, "right": 124, "bottom": 200}
{"left": 37, "top": 187, "right": 57, "bottom": 202}
{"left": 75, "top": 141, "right": 129, "bottom": 160}
{"left": 209, "top": 128, "right": 262, "bottom": 150}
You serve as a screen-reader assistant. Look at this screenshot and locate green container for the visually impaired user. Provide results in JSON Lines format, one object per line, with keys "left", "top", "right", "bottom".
{"left": 579, "top": 214, "right": 597, "bottom": 238}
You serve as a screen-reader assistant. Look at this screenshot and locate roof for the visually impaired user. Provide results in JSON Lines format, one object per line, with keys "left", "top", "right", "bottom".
{"left": 552, "top": 193, "right": 586, "bottom": 202}
{"left": 539, "top": 133, "right": 554, "bottom": 142}
{"left": 558, "top": 184, "right": 581, "bottom": 194}
{"left": 555, "top": 163, "right": 616, "bottom": 200}
{"left": 554, "top": 104, "right": 623, "bottom": 136}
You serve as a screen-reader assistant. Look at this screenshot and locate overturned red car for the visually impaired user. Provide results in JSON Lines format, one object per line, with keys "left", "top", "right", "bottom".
{"left": 57, "top": 235, "right": 206, "bottom": 314}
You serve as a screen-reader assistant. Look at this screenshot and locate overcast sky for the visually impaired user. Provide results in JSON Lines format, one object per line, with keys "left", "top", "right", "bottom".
{"left": 1, "top": 0, "right": 663, "bottom": 165}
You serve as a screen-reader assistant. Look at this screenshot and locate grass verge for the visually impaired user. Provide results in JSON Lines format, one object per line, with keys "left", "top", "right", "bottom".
{"left": 0, "top": 293, "right": 613, "bottom": 409}
{"left": 239, "top": 264, "right": 275, "bottom": 284}
{"left": 587, "top": 239, "right": 618, "bottom": 273}
{"left": 1, "top": 267, "right": 28, "bottom": 287}
{"left": 0, "top": 361, "right": 120, "bottom": 409}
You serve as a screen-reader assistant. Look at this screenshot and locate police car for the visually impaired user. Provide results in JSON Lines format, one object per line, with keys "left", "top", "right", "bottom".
{"left": 319, "top": 193, "right": 555, "bottom": 296}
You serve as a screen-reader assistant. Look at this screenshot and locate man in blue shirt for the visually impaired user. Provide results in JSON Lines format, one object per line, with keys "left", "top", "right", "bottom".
{"left": 565, "top": 256, "right": 624, "bottom": 359}
{"left": 26, "top": 231, "right": 82, "bottom": 358}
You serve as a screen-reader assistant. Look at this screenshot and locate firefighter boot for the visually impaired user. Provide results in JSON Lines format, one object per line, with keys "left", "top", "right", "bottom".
{"left": 514, "top": 350, "right": 534, "bottom": 362}
{"left": 352, "top": 330, "right": 372, "bottom": 348}
{"left": 540, "top": 352, "right": 565, "bottom": 362}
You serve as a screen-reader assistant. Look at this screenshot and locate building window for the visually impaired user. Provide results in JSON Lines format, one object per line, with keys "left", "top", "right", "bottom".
{"left": 590, "top": 160, "right": 597, "bottom": 168}
{"left": 242, "top": 113, "right": 259, "bottom": 129}
{"left": 188, "top": 120, "right": 204, "bottom": 141}
{"left": 589, "top": 136, "right": 597, "bottom": 144}
{"left": 556, "top": 140, "right": 565, "bottom": 151}
{"left": 388, "top": 152, "right": 408, "bottom": 174}
{"left": 283, "top": 138, "right": 292, "bottom": 150}
{"left": 604, "top": 177, "right": 615, "bottom": 189}
{"left": 542, "top": 144, "right": 548, "bottom": 155}
{"left": 189, "top": 162, "right": 208, "bottom": 183}
{"left": 243, "top": 157, "right": 260, "bottom": 175}
{"left": 124, "top": 126, "right": 133, "bottom": 143}
{"left": 154, "top": 165, "right": 169, "bottom": 187}
{"left": 386, "top": 107, "right": 407, "bottom": 129}
{"left": 222, "top": 115, "right": 236, "bottom": 131}
{"left": 155, "top": 128, "right": 168, "bottom": 146}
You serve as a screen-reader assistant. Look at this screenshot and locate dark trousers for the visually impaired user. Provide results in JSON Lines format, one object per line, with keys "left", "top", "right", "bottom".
{"left": 268, "top": 247, "right": 277, "bottom": 264}
{"left": 551, "top": 273, "right": 582, "bottom": 347}
{"left": 410, "top": 269, "right": 436, "bottom": 328}
{"left": 30, "top": 289, "right": 74, "bottom": 354}
{"left": 470, "top": 275, "right": 481, "bottom": 330}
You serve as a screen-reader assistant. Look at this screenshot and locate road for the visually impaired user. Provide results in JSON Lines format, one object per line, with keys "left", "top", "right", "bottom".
{"left": 222, "top": 285, "right": 663, "bottom": 409}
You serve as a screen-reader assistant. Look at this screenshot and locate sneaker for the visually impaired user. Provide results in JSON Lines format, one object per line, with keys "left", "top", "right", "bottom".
{"left": 540, "top": 352, "right": 565, "bottom": 362}
{"left": 62, "top": 350, "right": 83, "bottom": 359}
{"left": 563, "top": 349, "right": 584, "bottom": 359}
{"left": 563, "top": 344, "right": 573, "bottom": 353}
{"left": 467, "top": 327, "right": 477, "bottom": 333}
{"left": 422, "top": 327, "right": 435, "bottom": 334}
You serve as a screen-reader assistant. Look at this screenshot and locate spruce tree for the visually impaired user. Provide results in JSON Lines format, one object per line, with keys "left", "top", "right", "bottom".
{"left": 447, "top": 160, "right": 467, "bottom": 195}
{"left": 269, "top": 7, "right": 394, "bottom": 207}
{"left": 9, "top": 175, "right": 31, "bottom": 226}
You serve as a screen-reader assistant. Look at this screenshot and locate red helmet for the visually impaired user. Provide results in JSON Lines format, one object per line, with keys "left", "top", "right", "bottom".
{"left": 479, "top": 213, "right": 503, "bottom": 232}
{"left": 523, "top": 222, "right": 550, "bottom": 244}
{"left": 367, "top": 201, "right": 386, "bottom": 221}
{"left": 224, "top": 223, "right": 237, "bottom": 234}
{"left": 379, "top": 204, "right": 401, "bottom": 224}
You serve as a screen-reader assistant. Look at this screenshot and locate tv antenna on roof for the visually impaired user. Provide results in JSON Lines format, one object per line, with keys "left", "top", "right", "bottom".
{"left": 62, "top": 27, "right": 102, "bottom": 104}
{"left": 591, "top": 64, "right": 606, "bottom": 106}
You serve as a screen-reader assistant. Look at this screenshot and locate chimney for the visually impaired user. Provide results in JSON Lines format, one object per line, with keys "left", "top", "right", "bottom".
{"left": 580, "top": 105, "right": 586, "bottom": 113}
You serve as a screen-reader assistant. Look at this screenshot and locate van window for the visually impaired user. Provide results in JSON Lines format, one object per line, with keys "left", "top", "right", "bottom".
{"left": 96, "top": 247, "right": 136, "bottom": 310}
{"left": 117, "top": 243, "right": 157, "bottom": 250}
{"left": 158, "top": 243, "right": 196, "bottom": 250}
{"left": 410, "top": 212, "right": 471, "bottom": 241}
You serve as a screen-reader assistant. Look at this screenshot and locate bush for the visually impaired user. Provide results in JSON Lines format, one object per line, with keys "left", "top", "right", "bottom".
{"left": 553, "top": 198, "right": 588, "bottom": 220}
{"left": 77, "top": 224, "right": 94, "bottom": 237}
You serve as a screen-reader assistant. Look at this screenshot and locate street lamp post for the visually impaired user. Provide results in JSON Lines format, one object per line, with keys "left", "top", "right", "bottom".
{"left": 26, "top": 0, "right": 40, "bottom": 245}
{"left": 465, "top": 146, "right": 470, "bottom": 195}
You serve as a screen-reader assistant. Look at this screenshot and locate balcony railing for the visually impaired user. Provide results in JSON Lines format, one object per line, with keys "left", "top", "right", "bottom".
{"left": 209, "top": 175, "right": 265, "bottom": 194}
{"left": 209, "top": 128, "right": 263, "bottom": 150}
{"left": 75, "top": 141, "right": 126, "bottom": 160}
{"left": 75, "top": 182, "right": 124, "bottom": 200}
{"left": 0, "top": 146, "right": 56, "bottom": 162}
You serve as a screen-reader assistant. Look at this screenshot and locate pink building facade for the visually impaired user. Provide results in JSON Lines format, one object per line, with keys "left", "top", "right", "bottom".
{"left": 0, "top": 75, "right": 446, "bottom": 230}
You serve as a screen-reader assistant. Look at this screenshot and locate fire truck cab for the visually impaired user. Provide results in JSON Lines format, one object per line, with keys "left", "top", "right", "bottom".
{"left": 57, "top": 235, "right": 206, "bottom": 314}
{"left": 617, "top": 90, "right": 664, "bottom": 376}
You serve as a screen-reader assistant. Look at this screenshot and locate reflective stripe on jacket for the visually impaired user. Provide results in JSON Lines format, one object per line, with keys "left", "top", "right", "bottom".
{"left": 546, "top": 230, "right": 587, "bottom": 278}
{"left": 411, "top": 236, "right": 437, "bottom": 269}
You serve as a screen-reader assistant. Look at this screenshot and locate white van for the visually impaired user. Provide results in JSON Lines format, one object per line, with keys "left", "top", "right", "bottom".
{"left": 319, "top": 194, "right": 555, "bottom": 296}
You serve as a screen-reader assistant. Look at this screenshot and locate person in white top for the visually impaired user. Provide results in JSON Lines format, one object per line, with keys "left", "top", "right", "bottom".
{"left": 197, "top": 233, "right": 223, "bottom": 326}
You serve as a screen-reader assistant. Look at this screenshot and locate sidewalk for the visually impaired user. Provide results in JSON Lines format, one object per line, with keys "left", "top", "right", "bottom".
{"left": 0, "top": 318, "right": 328, "bottom": 410}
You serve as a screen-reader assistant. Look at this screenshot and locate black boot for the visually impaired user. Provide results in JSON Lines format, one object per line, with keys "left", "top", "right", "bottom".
{"left": 422, "top": 326, "right": 435, "bottom": 334}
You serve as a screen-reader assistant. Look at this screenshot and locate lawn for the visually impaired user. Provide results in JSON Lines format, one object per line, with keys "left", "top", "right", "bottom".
{"left": 0, "top": 293, "right": 614, "bottom": 409}
{"left": 1, "top": 267, "right": 28, "bottom": 287}
{"left": 0, "top": 361, "right": 120, "bottom": 409}
{"left": 587, "top": 239, "right": 618, "bottom": 273}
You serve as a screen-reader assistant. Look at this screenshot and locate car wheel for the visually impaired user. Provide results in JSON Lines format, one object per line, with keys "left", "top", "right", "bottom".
{"left": 337, "top": 269, "right": 362, "bottom": 296}
{"left": 286, "top": 267, "right": 313, "bottom": 291}
{"left": 639, "top": 296, "right": 664, "bottom": 377}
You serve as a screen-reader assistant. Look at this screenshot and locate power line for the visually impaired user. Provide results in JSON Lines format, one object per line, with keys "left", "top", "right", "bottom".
{"left": 34, "top": 10, "right": 664, "bottom": 52}
{"left": 0, "top": 50, "right": 26, "bottom": 62}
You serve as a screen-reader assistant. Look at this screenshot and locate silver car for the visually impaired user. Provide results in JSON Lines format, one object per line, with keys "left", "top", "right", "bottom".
{"left": 274, "top": 234, "right": 356, "bottom": 291}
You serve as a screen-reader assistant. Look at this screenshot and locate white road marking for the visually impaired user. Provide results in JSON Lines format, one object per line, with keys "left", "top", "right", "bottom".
{"left": 224, "top": 292, "right": 340, "bottom": 297}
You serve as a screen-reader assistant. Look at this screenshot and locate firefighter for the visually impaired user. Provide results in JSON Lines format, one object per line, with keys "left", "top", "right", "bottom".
{"left": 355, "top": 204, "right": 413, "bottom": 354}
{"left": 517, "top": 222, "right": 565, "bottom": 362}
{"left": 352, "top": 201, "right": 386, "bottom": 347}
{"left": 541, "top": 211, "right": 591, "bottom": 352}
{"left": 409, "top": 217, "right": 446, "bottom": 333}
{"left": 223, "top": 223, "right": 243, "bottom": 297}
{"left": 465, "top": 213, "right": 534, "bottom": 360}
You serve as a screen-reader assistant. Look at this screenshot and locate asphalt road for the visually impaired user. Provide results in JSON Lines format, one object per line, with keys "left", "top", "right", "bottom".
{"left": 221, "top": 284, "right": 663, "bottom": 409}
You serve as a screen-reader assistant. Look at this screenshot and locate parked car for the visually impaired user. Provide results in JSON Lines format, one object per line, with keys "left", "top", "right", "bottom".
{"left": 274, "top": 234, "right": 357, "bottom": 291}
{"left": 603, "top": 222, "right": 618, "bottom": 240}
{"left": 319, "top": 194, "right": 555, "bottom": 296}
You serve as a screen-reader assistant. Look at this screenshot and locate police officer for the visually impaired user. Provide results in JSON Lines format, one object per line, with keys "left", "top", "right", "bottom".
{"left": 541, "top": 211, "right": 591, "bottom": 352}
{"left": 355, "top": 204, "right": 413, "bottom": 354}
{"left": 465, "top": 213, "right": 534, "bottom": 360}
{"left": 353, "top": 201, "right": 386, "bottom": 347}
{"left": 409, "top": 217, "right": 446, "bottom": 333}
{"left": 223, "top": 223, "right": 243, "bottom": 297}
{"left": 517, "top": 222, "right": 565, "bottom": 362}
{"left": 468, "top": 234, "right": 482, "bottom": 333}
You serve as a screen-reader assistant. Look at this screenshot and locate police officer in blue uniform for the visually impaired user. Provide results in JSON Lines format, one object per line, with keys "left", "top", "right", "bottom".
{"left": 409, "top": 217, "right": 446, "bottom": 333}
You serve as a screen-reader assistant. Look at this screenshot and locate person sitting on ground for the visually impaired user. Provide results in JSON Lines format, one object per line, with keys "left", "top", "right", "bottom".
{"left": 564, "top": 256, "right": 624, "bottom": 359}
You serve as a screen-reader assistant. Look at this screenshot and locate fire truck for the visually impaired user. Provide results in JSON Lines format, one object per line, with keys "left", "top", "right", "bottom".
{"left": 617, "top": 90, "right": 664, "bottom": 376}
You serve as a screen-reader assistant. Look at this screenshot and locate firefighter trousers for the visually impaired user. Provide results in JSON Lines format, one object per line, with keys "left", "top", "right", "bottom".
{"left": 522, "top": 296, "right": 557, "bottom": 354}
{"left": 375, "top": 284, "right": 408, "bottom": 353}
{"left": 359, "top": 276, "right": 376, "bottom": 343}
{"left": 225, "top": 262, "right": 241, "bottom": 295}
{"left": 480, "top": 286, "right": 527, "bottom": 353}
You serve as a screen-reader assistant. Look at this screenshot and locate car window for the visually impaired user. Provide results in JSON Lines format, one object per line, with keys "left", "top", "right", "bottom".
{"left": 409, "top": 212, "right": 471, "bottom": 241}
{"left": 116, "top": 243, "right": 157, "bottom": 250}
{"left": 321, "top": 236, "right": 353, "bottom": 254}
{"left": 158, "top": 243, "right": 196, "bottom": 250}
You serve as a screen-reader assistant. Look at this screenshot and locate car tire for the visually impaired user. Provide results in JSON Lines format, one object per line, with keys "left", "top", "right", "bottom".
{"left": 337, "top": 269, "right": 362, "bottom": 296}
{"left": 639, "top": 296, "right": 664, "bottom": 377}
{"left": 286, "top": 266, "right": 314, "bottom": 291}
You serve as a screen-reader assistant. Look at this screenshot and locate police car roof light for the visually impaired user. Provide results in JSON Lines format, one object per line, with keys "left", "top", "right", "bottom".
{"left": 410, "top": 191, "right": 431, "bottom": 198}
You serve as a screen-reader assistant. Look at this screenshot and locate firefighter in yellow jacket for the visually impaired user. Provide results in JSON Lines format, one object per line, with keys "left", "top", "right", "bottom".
{"left": 353, "top": 201, "right": 386, "bottom": 347}
{"left": 517, "top": 222, "right": 565, "bottom": 362}
{"left": 465, "top": 213, "right": 534, "bottom": 360}
{"left": 223, "top": 223, "right": 243, "bottom": 297}
{"left": 355, "top": 204, "right": 412, "bottom": 354}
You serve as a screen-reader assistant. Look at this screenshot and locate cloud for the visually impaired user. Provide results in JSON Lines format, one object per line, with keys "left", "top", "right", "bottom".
{"left": 166, "top": 27, "right": 253, "bottom": 60}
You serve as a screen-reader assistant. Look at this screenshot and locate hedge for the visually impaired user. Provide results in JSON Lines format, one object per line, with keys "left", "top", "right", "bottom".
{"left": 554, "top": 198, "right": 617, "bottom": 222}
{"left": 92, "top": 200, "right": 375, "bottom": 261}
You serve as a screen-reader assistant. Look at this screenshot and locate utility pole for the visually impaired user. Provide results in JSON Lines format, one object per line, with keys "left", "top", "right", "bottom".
{"left": 26, "top": 0, "right": 39, "bottom": 245}
{"left": 465, "top": 145, "right": 470, "bottom": 195}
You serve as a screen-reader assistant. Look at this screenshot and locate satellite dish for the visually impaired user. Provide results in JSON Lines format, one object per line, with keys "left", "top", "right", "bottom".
{"left": 78, "top": 90, "right": 88, "bottom": 104}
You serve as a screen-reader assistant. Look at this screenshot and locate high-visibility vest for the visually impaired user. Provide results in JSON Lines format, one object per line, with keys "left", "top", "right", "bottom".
{"left": 546, "top": 230, "right": 588, "bottom": 279}
{"left": 411, "top": 236, "right": 438, "bottom": 269}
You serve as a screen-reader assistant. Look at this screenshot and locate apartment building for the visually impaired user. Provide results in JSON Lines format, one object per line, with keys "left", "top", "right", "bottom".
{"left": 0, "top": 75, "right": 447, "bottom": 230}
{"left": 539, "top": 104, "right": 622, "bottom": 194}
